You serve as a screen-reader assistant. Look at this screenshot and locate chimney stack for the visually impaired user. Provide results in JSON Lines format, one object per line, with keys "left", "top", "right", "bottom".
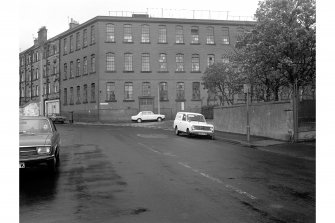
{"left": 69, "top": 18, "right": 79, "bottom": 29}
{"left": 37, "top": 26, "right": 47, "bottom": 45}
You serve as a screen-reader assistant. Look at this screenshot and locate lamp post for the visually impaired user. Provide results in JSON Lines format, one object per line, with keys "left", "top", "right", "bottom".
{"left": 244, "top": 83, "right": 251, "bottom": 143}
{"left": 39, "top": 47, "right": 44, "bottom": 116}
{"left": 157, "top": 84, "right": 161, "bottom": 114}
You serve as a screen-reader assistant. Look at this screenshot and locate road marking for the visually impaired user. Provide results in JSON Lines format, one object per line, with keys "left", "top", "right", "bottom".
{"left": 138, "top": 143, "right": 177, "bottom": 157}
{"left": 178, "top": 162, "right": 257, "bottom": 200}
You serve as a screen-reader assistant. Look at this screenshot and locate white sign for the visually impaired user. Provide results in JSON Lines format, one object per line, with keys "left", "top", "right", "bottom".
{"left": 243, "top": 84, "right": 251, "bottom": 93}
{"left": 181, "top": 102, "right": 185, "bottom": 111}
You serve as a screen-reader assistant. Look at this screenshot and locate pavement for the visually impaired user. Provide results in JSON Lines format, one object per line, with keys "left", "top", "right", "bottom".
{"left": 72, "top": 120, "right": 316, "bottom": 161}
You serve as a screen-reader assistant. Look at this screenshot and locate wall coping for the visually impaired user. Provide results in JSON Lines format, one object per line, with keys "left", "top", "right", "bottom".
{"left": 213, "top": 100, "right": 292, "bottom": 110}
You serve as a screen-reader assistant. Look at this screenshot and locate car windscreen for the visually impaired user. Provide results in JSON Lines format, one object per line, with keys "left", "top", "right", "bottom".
{"left": 19, "top": 119, "right": 52, "bottom": 134}
{"left": 187, "top": 114, "right": 205, "bottom": 122}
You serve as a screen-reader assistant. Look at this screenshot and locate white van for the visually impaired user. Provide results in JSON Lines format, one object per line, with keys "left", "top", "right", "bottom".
{"left": 173, "top": 112, "right": 215, "bottom": 139}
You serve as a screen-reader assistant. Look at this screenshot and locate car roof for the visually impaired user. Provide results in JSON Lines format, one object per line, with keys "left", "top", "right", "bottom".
{"left": 176, "top": 112, "right": 203, "bottom": 116}
{"left": 20, "top": 116, "right": 49, "bottom": 120}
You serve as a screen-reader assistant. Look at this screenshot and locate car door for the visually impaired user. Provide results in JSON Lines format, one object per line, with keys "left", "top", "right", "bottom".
{"left": 180, "top": 114, "right": 187, "bottom": 132}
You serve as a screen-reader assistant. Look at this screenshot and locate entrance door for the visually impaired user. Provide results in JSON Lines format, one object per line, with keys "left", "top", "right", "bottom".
{"left": 139, "top": 98, "right": 154, "bottom": 112}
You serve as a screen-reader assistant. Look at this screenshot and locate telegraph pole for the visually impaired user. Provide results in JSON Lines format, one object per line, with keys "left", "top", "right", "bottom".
{"left": 39, "top": 46, "right": 44, "bottom": 116}
{"left": 157, "top": 84, "right": 161, "bottom": 114}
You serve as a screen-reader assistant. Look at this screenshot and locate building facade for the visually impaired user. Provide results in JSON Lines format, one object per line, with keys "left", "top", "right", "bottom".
{"left": 20, "top": 15, "right": 255, "bottom": 122}
{"left": 19, "top": 27, "right": 61, "bottom": 115}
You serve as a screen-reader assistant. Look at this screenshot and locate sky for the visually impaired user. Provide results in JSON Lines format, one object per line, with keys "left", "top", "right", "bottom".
{"left": 19, "top": 0, "right": 260, "bottom": 51}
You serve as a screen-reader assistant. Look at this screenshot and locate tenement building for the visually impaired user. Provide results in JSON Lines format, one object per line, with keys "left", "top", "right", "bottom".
{"left": 19, "top": 27, "right": 61, "bottom": 115}
{"left": 20, "top": 14, "right": 255, "bottom": 122}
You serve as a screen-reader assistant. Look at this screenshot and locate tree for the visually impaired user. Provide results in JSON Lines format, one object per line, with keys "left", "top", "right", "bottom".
{"left": 202, "top": 62, "right": 245, "bottom": 106}
{"left": 235, "top": 0, "right": 316, "bottom": 101}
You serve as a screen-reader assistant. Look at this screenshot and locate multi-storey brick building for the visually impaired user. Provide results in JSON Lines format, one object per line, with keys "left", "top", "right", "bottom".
{"left": 19, "top": 27, "right": 61, "bottom": 115}
{"left": 20, "top": 14, "right": 255, "bottom": 122}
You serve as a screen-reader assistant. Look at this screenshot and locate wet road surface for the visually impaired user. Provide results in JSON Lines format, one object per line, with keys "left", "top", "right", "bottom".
{"left": 20, "top": 124, "right": 315, "bottom": 223}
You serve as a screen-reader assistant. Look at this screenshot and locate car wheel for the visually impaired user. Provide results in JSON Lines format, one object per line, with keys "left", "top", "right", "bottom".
{"left": 47, "top": 156, "right": 57, "bottom": 173}
{"left": 137, "top": 118, "right": 142, "bottom": 123}
{"left": 56, "top": 151, "right": 60, "bottom": 166}
{"left": 157, "top": 117, "right": 162, "bottom": 122}
{"left": 186, "top": 128, "right": 191, "bottom": 137}
{"left": 175, "top": 126, "right": 179, "bottom": 135}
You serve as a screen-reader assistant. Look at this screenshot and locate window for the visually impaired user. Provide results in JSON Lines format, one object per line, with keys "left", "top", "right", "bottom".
{"left": 76, "top": 86, "right": 81, "bottom": 103}
{"left": 142, "top": 82, "right": 151, "bottom": 96}
{"left": 191, "top": 26, "right": 199, "bottom": 44}
{"left": 191, "top": 54, "right": 200, "bottom": 72}
{"left": 63, "top": 38, "right": 67, "bottom": 55}
{"left": 76, "top": 59, "right": 81, "bottom": 77}
{"left": 91, "top": 54, "right": 96, "bottom": 73}
{"left": 124, "top": 82, "right": 133, "bottom": 100}
{"left": 83, "top": 57, "right": 88, "bottom": 74}
{"left": 76, "top": 32, "right": 81, "bottom": 50}
{"left": 141, "top": 53, "right": 150, "bottom": 72}
{"left": 207, "top": 54, "right": 215, "bottom": 67}
{"left": 48, "top": 83, "right": 51, "bottom": 94}
{"left": 36, "top": 68, "right": 39, "bottom": 80}
{"left": 222, "top": 27, "right": 230, "bottom": 45}
{"left": 222, "top": 55, "right": 229, "bottom": 63}
{"left": 83, "top": 84, "right": 88, "bottom": 103}
{"left": 34, "top": 85, "right": 38, "bottom": 96}
{"left": 176, "top": 82, "right": 185, "bottom": 100}
{"left": 32, "top": 85, "right": 36, "bottom": 96}
{"left": 63, "top": 63, "right": 67, "bottom": 80}
{"left": 159, "top": 82, "right": 168, "bottom": 101}
{"left": 176, "top": 54, "right": 184, "bottom": 72}
{"left": 64, "top": 88, "right": 67, "bottom": 105}
{"left": 91, "top": 83, "right": 96, "bottom": 102}
{"left": 141, "top": 25, "right": 150, "bottom": 43}
{"left": 106, "top": 82, "right": 116, "bottom": 101}
{"left": 123, "top": 24, "right": 132, "bottom": 42}
{"left": 159, "top": 53, "right": 167, "bottom": 72}
{"left": 70, "top": 87, "right": 74, "bottom": 104}
{"left": 158, "top": 25, "right": 167, "bottom": 43}
{"left": 124, "top": 53, "right": 133, "bottom": 71}
{"left": 53, "top": 62, "right": 57, "bottom": 75}
{"left": 175, "top": 25, "right": 184, "bottom": 43}
{"left": 54, "top": 82, "right": 59, "bottom": 93}
{"left": 106, "top": 53, "right": 115, "bottom": 71}
{"left": 70, "top": 61, "right": 74, "bottom": 78}
{"left": 206, "top": 26, "right": 215, "bottom": 44}
{"left": 83, "top": 29, "right": 88, "bottom": 47}
{"left": 106, "top": 23, "right": 115, "bottom": 42}
{"left": 91, "top": 25, "right": 95, "bottom": 44}
{"left": 70, "top": 35, "right": 74, "bottom": 52}
{"left": 192, "top": 82, "right": 200, "bottom": 100}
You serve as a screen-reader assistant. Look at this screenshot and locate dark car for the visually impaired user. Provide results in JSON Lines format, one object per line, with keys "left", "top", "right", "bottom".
{"left": 19, "top": 116, "right": 60, "bottom": 172}
{"left": 48, "top": 113, "right": 66, "bottom": 124}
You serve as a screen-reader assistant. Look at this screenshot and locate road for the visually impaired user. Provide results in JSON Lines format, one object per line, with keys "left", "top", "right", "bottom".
{"left": 20, "top": 123, "right": 315, "bottom": 223}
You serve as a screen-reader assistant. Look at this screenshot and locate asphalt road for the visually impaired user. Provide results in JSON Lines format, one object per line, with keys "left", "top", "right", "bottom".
{"left": 20, "top": 123, "right": 315, "bottom": 223}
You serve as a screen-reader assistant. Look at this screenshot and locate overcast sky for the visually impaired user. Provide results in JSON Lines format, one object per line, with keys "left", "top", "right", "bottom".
{"left": 19, "top": 0, "right": 260, "bottom": 51}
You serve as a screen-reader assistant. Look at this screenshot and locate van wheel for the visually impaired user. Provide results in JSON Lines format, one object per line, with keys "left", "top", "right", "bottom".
{"left": 186, "top": 129, "right": 191, "bottom": 137}
{"left": 175, "top": 126, "right": 179, "bottom": 135}
{"left": 137, "top": 118, "right": 142, "bottom": 123}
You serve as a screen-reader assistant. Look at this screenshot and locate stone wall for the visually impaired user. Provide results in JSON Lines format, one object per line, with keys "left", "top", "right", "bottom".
{"left": 213, "top": 101, "right": 294, "bottom": 141}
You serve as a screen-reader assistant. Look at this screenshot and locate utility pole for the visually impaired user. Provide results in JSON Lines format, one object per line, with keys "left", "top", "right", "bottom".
{"left": 244, "top": 84, "right": 251, "bottom": 143}
{"left": 157, "top": 84, "right": 161, "bottom": 114}
{"left": 39, "top": 46, "right": 44, "bottom": 116}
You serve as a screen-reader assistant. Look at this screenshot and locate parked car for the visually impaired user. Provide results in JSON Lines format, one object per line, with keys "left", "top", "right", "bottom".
{"left": 48, "top": 113, "right": 66, "bottom": 124}
{"left": 131, "top": 111, "right": 165, "bottom": 123}
{"left": 19, "top": 116, "right": 61, "bottom": 172}
{"left": 173, "top": 112, "right": 215, "bottom": 139}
